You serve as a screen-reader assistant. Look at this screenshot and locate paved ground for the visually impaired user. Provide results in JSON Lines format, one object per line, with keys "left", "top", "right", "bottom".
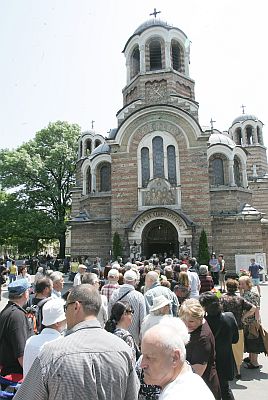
{"left": 1, "top": 278, "right": 268, "bottom": 398}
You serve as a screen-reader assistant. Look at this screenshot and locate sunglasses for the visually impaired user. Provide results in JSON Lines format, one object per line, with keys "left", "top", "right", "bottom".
{"left": 125, "top": 309, "right": 134, "bottom": 314}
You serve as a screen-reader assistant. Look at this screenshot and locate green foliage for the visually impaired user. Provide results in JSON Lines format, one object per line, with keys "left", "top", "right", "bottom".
{"left": 0, "top": 121, "right": 81, "bottom": 257}
{"left": 198, "top": 228, "right": 210, "bottom": 265}
{"left": 112, "top": 232, "right": 122, "bottom": 261}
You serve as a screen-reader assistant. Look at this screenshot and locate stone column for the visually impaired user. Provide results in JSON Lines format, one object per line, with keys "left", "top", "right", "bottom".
{"left": 243, "top": 166, "right": 249, "bottom": 187}
{"left": 149, "top": 151, "right": 153, "bottom": 180}
{"left": 140, "top": 44, "right": 145, "bottom": 74}
{"left": 165, "top": 41, "right": 171, "bottom": 69}
{"left": 126, "top": 60, "right": 130, "bottom": 84}
{"left": 228, "top": 159, "right": 236, "bottom": 186}
{"left": 242, "top": 127, "right": 247, "bottom": 146}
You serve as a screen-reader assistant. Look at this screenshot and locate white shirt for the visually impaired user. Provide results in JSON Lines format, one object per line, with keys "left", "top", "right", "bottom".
{"left": 23, "top": 328, "right": 62, "bottom": 377}
{"left": 97, "top": 294, "right": 108, "bottom": 328}
{"left": 51, "top": 289, "right": 62, "bottom": 298}
{"left": 188, "top": 271, "right": 200, "bottom": 299}
{"left": 159, "top": 363, "right": 214, "bottom": 400}
{"left": 73, "top": 272, "right": 82, "bottom": 286}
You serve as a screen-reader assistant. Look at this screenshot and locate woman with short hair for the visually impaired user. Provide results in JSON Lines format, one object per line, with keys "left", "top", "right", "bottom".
{"left": 179, "top": 298, "right": 221, "bottom": 399}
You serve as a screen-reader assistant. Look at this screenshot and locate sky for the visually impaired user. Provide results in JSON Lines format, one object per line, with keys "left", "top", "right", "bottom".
{"left": 1, "top": 0, "right": 268, "bottom": 150}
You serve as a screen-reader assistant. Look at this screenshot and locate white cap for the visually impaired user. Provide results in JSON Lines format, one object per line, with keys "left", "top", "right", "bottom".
{"left": 150, "top": 295, "right": 171, "bottom": 312}
{"left": 42, "top": 299, "right": 66, "bottom": 326}
{"left": 124, "top": 270, "right": 137, "bottom": 282}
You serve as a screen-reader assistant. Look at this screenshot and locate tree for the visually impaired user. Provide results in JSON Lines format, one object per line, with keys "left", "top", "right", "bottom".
{"left": 0, "top": 121, "right": 81, "bottom": 257}
{"left": 112, "top": 232, "right": 122, "bottom": 261}
{"left": 198, "top": 228, "right": 210, "bottom": 265}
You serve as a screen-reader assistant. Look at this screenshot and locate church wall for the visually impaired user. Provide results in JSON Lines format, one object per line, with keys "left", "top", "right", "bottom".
{"left": 80, "top": 194, "right": 111, "bottom": 219}
{"left": 70, "top": 187, "right": 82, "bottom": 218}
{"left": 246, "top": 146, "right": 268, "bottom": 178}
{"left": 212, "top": 217, "right": 264, "bottom": 269}
{"left": 210, "top": 188, "right": 252, "bottom": 214}
{"left": 70, "top": 222, "right": 111, "bottom": 262}
{"left": 248, "top": 180, "right": 268, "bottom": 217}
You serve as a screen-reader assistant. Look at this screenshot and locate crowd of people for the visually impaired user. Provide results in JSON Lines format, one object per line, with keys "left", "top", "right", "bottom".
{"left": 0, "top": 254, "right": 265, "bottom": 399}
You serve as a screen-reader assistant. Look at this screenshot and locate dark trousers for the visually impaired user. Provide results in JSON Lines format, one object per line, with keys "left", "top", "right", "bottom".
{"left": 212, "top": 271, "right": 219, "bottom": 285}
{"left": 220, "top": 378, "right": 235, "bottom": 400}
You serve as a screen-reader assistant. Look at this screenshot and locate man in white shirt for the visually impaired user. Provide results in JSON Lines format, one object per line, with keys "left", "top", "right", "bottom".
{"left": 73, "top": 264, "right": 87, "bottom": 286}
{"left": 50, "top": 271, "right": 64, "bottom": 298}
{"left": 23, "top": 298, "right": 66, "bottom": 376}
{"left": 141, "top": 324, "right": 214, "bottom": 400}
{"left": 180, "top": 264, "right": 200, "bottom": 299}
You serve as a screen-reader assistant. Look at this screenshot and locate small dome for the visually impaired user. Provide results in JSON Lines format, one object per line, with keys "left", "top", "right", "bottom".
{"left": 134, "top": 19, "right": 174, "bottom": 35}
{"left": 232, "top": 114, "right": 258, "bottom": 125}
{"left": 107, "top": 128, "right": 118, "bottom": 139}
{"left": 209, "top": 133, "right": 236, "bottom": 148}
{"left": 90, "top": 143, "right": 110, "bottom": 157}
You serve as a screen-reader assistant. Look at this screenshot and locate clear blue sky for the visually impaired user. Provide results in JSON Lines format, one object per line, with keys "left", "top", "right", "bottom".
{"left": 1, "top": 0, "right": 267, "bottom": 150}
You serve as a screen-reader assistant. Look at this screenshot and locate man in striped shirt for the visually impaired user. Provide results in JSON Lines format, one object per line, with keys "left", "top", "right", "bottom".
{"left": 14, "top": 284, "right": 139, "bottom": 400}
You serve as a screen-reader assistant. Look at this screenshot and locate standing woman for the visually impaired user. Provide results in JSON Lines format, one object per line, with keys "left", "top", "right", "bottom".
{"left": 105, "top": 301, "right": 137, "bottom": 365}
{"left": 220, "top": 279, "right": 256, "bottom": 379}
{"left": 239, "top": 275, "right": 261, "bottom": 368}
{"left": 209, "top": 253, "right": 219, "bottom": 285}
{"left": 199, "top": 292, "right": 239, "bottom": 400}
{"left": 173, "top": 271, "right": 190, "bottom": 305}
{"left": 179, "top": 298, "right": 221, "bottom": 400}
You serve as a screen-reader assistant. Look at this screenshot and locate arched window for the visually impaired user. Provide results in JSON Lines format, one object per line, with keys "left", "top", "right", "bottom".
{"left": 86, "top": 167, "right": 91, "bottom": 194}
{"left": 85, "top": 139, "right": 92, "bottom": 156}
{"left": 257, "top": 126, "right": 263, "bottom": 145}
{"left": 100, "top": 164, "right": 111, "bottom": 192}
{"left": 152, "top": 136, "right": 164, "bottom": 178}
{"left": 167, "top": 145, "right": 177, "bottom": 185}
{"left": 211, "top": 158, "right": 224, "bottom": 185}
{"left": 235, "top": 128, "right": 242, "bottom": 145}
{"left": 141, "top": 147, "right": 150, "bottom": 188}
{"left": 234, "top": 158, "right": 242, "bottom": 187}
{"left": 130, "top": 46, "right": 140, "bottom": 79}
{"left": 246, "top": 126, "right": 253, "bottom": 145}
{"left": 171, "top": 40, "right": 181, "bottom": 72}
{"left": 95, "top": 139, "right": 101, "bottom": 148}
{"left": 149, "top": 40, "right": 162, "bottom": 71}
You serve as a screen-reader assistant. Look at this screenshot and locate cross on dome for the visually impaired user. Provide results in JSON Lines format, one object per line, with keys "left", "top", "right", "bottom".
{"left": 150, "top": 8, "right": 161, "bottom": 18}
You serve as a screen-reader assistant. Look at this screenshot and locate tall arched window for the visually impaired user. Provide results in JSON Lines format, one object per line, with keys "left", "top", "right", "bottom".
{"left": 152, "top": 136, "right": 164, "bottom": 178}
{"left": 86, "top": 167, "right": 91, "bottom": 194}
{"left": 100, "top": 164, "right": 111, "bottom": 192}
{"left": 149, "top": 40, "right": 162, "bottom": 70}
{"left": 130, "top": 46, "right": 140, "bottom": 79}
{"left": 141, "top": 147, "right": 150, "bottom": 188}
{"left": 246, "top": 126, "right": 253, "bottom": 145}
{"left": 235, "top": 128, "right": 242, "bottom": 145}
{"left": 167, "top": 145, "right": 177, "bottom": 185}
{"left": 171, "top": 40, "right": 181, "bottom": 71}
{"left": 234, "top": 158, "right": 242, "bottom": 187}
{"left": 85, "top": 139, "right": 92, "bottom": 155}
{"left": 211, "top": 158, "right": 224, "bottom": 185}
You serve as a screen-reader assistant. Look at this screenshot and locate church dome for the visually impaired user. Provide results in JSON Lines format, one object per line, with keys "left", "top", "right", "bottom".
{"left": 134, "top": 19, "right": 174, "bottom": 35}
{"left": 90, "top": 143, "right": 110, "bottom": 157}
{"left": 232, "top": 114, "right": 258, "bottom": 125}
{"left": 208, "top": 133, "right": 236, "bottom": 148}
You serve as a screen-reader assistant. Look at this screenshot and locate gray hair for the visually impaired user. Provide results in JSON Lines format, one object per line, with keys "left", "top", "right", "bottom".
{"left": 199, "top": 265, "right": 208, "bottom": 275}
{"left": 68, "top": 284, "right": 101, "bottom": 316}
{"left": 50, "top": 271, "right": 63, "bottom": 282}
{"left": 81, "top": 272, "right": 98, "bottom": 285}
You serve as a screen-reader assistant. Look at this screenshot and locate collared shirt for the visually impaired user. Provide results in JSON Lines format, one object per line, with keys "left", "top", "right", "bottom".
{"left": 73, "top": 272, "right": 82, "bottom": 286}
{"left": 109, "top": 284, "right": 146, "bottom": 345}
{"left": 14, "top": 320, "right": 139, "bottom": 400}
{"left": 23, "top": 328, "right": 62, "bottom": 376}
{"left": 51, "top": 289, "right": 61, "bottom": 298}
{"left": 144, "top": 282, "right": 179, "bottom": 316}
{"left": 159, "top": 363, "right": 215, "bottom": 399}
{"left": 101, "top": 282, "right": 119, "bottom": 301}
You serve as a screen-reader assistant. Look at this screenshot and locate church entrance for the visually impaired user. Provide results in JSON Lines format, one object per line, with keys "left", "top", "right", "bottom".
{"left": 142, "top": 219, "right": 178, "bottom": 259}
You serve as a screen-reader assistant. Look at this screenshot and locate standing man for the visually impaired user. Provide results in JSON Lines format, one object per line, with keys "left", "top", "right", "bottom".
{"left": 144, "top": 271, "right": 179, "bottom": 316}
{"left": 248, "top": 258, "right": 263, "bottom": 296}
{"left": 14, "top": 284, "right": 139, "bottom": 400}
{"left": 50, "top": 271, "right": 64, "bottom": 298}
{"left": 101, "top": 268, "right": 120, "bottom": 302}
{"left": 0, "top": 279, "right": 33, "bottom": 375}
{"left": 218, "top": 254, "right": 226, "bottom": 293}
{"left": 73, "top": 264, "right": 87, "bottom": 286}
{"left": 109, "top": 270, "right": 146, "bottom": 345}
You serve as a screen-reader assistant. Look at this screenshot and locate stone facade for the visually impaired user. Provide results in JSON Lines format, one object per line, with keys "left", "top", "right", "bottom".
{"left": 70, "top": 18, "right": 268, "bottom": 270}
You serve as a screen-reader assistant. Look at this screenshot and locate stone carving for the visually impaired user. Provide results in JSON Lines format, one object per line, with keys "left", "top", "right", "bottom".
{"left": 142, "top": 178, "right": 176, "bottom": 206}
{"left": 145, "top": 80, "right": 167, "bottom": 103}
{"left": 135, "top": 209, "right": 186, "bottom": 230}
{"left": 126, "top": 87, "right": 138, "bottom": 104}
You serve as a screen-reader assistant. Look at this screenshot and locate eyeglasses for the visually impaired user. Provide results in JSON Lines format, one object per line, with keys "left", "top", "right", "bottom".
{"left": 125, "top": 309, "right": 134, "bottom": 315}
{"left": 64, "top": 300, "right": 87, "bottom": 311}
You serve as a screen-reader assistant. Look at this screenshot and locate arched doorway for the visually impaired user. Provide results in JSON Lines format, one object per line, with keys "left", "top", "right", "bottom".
{"left": 142, "top": 219, "right": 178, "bottom": 259}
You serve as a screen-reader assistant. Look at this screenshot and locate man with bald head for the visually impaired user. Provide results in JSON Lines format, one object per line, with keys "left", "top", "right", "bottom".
{"left": 144, "top": 271, "right": 178, "bottom": 316}
{"left": 141, "top": 324, "right": 214, "bottom": 399}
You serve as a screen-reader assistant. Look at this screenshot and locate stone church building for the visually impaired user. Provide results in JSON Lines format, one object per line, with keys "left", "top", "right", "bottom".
{"left": 70, "top": 18, "right": 268, "bottom": 269}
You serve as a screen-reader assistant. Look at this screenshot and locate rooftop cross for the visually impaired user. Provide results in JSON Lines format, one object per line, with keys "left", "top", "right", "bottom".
{"left": 241, "top": 104, "right": 246, "bottom": 114}
{"left": 150, "top": 8, "right": 161, "bottom": 18}
{"left": 91, "top": 120, "right": 95, "bottom": 129}
{"left": 210, "top": 118, "right": 216, "bottom": 132}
